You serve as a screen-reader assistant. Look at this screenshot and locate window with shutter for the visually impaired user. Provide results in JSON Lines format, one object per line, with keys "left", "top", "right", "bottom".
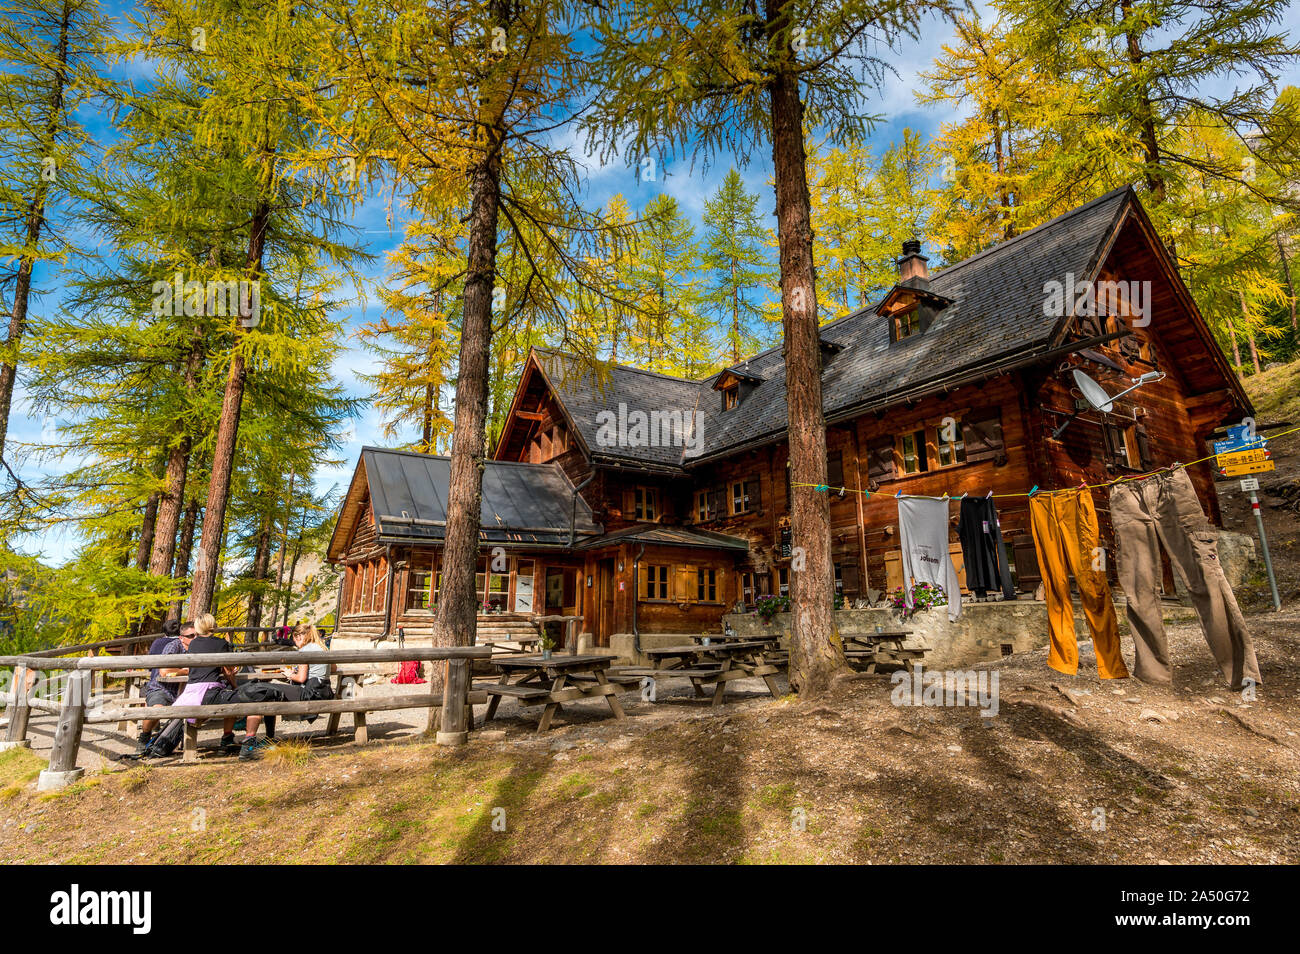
{"left": 866, "top": 438, "right": 896, "bottom": 487}
{"left": 964, "top": 409, "right": 1006, "bottom": 463}
{"left": 827, "top": 451, "right": 844, "bottom": 488}
{"left": 675, "top": 565, "right": 695, "bottom": 602}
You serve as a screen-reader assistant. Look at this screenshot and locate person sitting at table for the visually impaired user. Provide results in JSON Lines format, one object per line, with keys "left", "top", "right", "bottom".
{"left": 134, "top": 618, "right": 192, "bottom": 755}
{"left": 236, "top": 622, "right": 333, "bottom": 761}
{"left": 145, "top": 614, "right": 241, "bottom": 758}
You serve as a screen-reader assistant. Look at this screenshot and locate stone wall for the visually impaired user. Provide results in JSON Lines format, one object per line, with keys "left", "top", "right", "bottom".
{"left": 724, "top": 600, "right": 1100, "bottom": 671}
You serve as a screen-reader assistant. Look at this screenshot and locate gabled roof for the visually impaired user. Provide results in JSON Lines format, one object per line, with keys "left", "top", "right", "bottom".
{"left": 328, "top": 447, "right": 601, "bottom": 559}
{"left": 576, "top": 524, "right": 750, "bottom": 552}
{"left": 508, "top": 186, "right": 1248, "bottom": 471}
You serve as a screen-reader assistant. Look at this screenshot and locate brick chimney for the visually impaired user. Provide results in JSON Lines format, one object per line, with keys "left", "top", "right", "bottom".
{"left": 897, "top": 239, "right": 929, "bottom": 287}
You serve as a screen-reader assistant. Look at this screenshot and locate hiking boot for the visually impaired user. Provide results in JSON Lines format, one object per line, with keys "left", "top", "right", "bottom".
{"left": 238, "top": 736, "right": 272, "bottom": 762}
{"left": 221, "top": 733, "right": 241, "bottom": 755}
{"left": 134, "top": 735, "right": 154, "bottom": 756}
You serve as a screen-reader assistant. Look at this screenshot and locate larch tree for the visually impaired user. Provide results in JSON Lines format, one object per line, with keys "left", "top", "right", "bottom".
{"left": 122, "top": 0, "right": 368, "bottom": 618}
{"left": 626, "top": 193, "right": 709, "bottom": 376}
{"left": 0, "top": 0, "right": 106, "bottom": 508}
{"left": 309, "top": 0, "right": 628, "bottom": 662}
{"left": 702, "top": 168, "right": 776, "bottom": 362}
{"left": 585, "top": 0, "right": 941, "bottom": 695}
{"left": 918, "top": 11, "right": 1051, "bottom": 258}
{"left": 998, "top": 0, "right": 1298, "bottom": 249}
{"left": 361, "top": 200, "right": 465, "bottom": 455}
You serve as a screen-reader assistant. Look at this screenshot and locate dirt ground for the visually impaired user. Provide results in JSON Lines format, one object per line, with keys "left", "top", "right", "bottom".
{"left": 2, "top": 365, "right": 1298, "bottom": 865}
{"left": 2, "top": 606, "right": 1297, "bottom": 864}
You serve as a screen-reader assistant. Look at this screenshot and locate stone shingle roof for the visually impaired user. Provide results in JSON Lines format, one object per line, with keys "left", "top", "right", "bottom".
{"left": 537, "top": 186, "right": 1135, "bottom": 471}
{"left": 362, "top": 447, "right": 601, "bottom": 546}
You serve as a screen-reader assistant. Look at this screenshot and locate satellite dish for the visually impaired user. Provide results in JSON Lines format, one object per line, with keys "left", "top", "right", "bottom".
{"left": 1052, "top": 369, "right": 1167, "bottom": 439}
{"left": 1074, "top": 369, "right": 1115, "bottom": 413}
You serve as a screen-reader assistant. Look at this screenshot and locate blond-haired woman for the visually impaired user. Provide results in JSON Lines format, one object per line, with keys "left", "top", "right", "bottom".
{"left": 238, "top": 622, "right": 333, "bottom": 761}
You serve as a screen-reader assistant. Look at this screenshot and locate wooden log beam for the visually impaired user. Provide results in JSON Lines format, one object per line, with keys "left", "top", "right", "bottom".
{"left": 39, "top": 671, "right": 91, "bottom": 790}
{"left": 89, "top": 691, "right": 487, "bottom": 724}
{"left": 1, "top": 663, "right": 31, "bottom": 749}
{"left": 437, "top": 657, "right": 471, "bottom": 745}
{"left": 2, "top": 645, "right": 491, "bottom": 671}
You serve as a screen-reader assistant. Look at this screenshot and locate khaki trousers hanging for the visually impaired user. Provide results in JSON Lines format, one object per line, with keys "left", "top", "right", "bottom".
{"left": 1109, "top": 469, "right": 1261, "bottom": 690}
{"left": 1028, "top": 490, "right": 1129, "bottom": 679}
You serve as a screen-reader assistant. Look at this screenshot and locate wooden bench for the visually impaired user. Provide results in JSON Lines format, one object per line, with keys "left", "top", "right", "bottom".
{"left": 1, "top": 645, "right": 491, "bottom": 787}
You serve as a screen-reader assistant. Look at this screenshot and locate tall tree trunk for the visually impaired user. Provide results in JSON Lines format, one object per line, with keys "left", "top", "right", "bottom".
{"left": 188, "top": 169, "right": 273, "bottom": 616}
{"left": 428, "top": 94, "right": 506, "bottom": 666}
{"left": 169, "top": 492, "right": 201, "bottom": 622}
{"left": 1277, "top": 235, "right": 1296, "bottom": 330}
{"left": 269, "top": 468, "right": 295, "bottom": 624}
{"left": 134, "top": 491, "right": 161, "bottom": 572}
{"left": 766, "top": 0, "right": 844, "bottom": 696}
{"left": 1238, "top": 291, "right": 1260, "bottom": 374}
{"left": 0, "top": 3, "right": 70, "bottom": 468}
{"left": 246, "top": 509, "right": 273, "bottom": 631}
{"left": 282, "top": 520, "right": 305, "bottom": 627}
{"left": 731, "top": 259, "right": 741, "bottom": 363}
{"left": 144, "top": 327, "right": 204, "bottom": 632}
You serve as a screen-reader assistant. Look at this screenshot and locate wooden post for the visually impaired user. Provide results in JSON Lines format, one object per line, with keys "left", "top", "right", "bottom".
{"left": 436, "top": 658, "right": 470, "bottom": 745}
{"left": 2, "top": 663, "right": 32, "bottom": 749}
{"left": 38, "top": 669, "right": 90, "bottom": 790}
{"left": 183, "top": 722, "right": 199, "bottom": 763}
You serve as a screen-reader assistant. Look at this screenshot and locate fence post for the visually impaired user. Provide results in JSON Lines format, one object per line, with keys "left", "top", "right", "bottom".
{"left": 1, "top": 663, "right": 32, "bottom": 750}
{"left": 436, "top": 657, "right": 470, "bottom": 746}
{"left": 39, "top": 669, "right": 91, "bottom": 790}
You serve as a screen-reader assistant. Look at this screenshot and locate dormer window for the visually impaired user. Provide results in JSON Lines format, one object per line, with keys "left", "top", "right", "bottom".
{"left": 713, "top": 367, "right": 759, "bottom": 411}
{"left": 895, "top": 307, "right": 921, "bottom": 340}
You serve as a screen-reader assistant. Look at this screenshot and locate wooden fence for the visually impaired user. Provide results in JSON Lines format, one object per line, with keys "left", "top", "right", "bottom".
{"left": 0, "top": 643, "right": 489, "bottom": 790}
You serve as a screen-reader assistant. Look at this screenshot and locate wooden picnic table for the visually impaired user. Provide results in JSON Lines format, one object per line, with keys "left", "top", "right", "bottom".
{"left": 841, "top": 628, "right": 926, "bottom": 673}
{"left": 689, "top": 632, "right": 779, "bottom": 644}
{"left": 636, "top": 640, "right": 784, "bottom": 707}
{"left": 480, "top": 653, "right": 632, "bottom": 733}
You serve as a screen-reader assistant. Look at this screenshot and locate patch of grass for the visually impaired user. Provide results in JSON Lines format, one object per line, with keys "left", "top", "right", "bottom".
{"left": 556, "top": 772, "right": 595, "bottom": 800}
{"left": 39, "top": 776, "right": 103, "bottom": 800}
{"left": 263, "top": 738, "right": 314, "bottom": 767}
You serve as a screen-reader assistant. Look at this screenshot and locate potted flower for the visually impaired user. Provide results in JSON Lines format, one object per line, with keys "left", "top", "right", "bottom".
{"left": 887, "top": 582, "right": 948, "bottom": 618}
{"left": 753, "top": 594, "right": 790, "bottom": 625}
{"left": 539, "top": 631, "right": 556, "bottom": 660}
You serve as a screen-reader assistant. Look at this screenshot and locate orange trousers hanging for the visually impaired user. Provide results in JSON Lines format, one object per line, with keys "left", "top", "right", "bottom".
{"left": 1028, "top": 489, "right": 1130, "bottom": 679}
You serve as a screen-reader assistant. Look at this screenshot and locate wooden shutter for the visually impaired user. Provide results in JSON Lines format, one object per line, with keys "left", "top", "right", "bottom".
{"left": 708, "top": 488, "right": 723, "bottom": 518}
{"left": 675, "top": 565, "right": 695, "bottom": 602}
{"left": 964, "top": 409, "right": 1005, "bottom": 463}
{"left": 747, "top": 479, "right": 761, "bottom": 510}
{"left": 1136, "top": 423, "right": 1153, "bottom": 469}
{"left": 840, "top": 561, "right": 860, "bottom": 596}
{"left": 826, "top": 451, "right": 844, "bottom": 488}
{"left": 866, "top": 437, "right": 896, "bottom": 487}
{"left": 623, "top": 488, "right": 636, "bottom": 519}
{"left": 1011, "top": 534, "right": 1041, "bottom": 589}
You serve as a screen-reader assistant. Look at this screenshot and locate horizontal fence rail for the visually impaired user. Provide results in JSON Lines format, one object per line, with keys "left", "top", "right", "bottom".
{"left": 0, "top": 644, "right": 489, "bottom": 787}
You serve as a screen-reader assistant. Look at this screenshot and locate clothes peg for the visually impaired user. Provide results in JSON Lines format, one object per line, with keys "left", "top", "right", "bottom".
{"left": 837, "top": 486, "right": 846, "bottom": 498}
{"left": 986, "top": 489, "right": 993, "bottom": 499}
{"left": 896, "top": 490, "right": 903, "bottom": 499}
{"left": 960, "top": 491, "right": 968, "bottom": 500}
{"left": 1028, "top": 485, "right": 1039, "bottom": 497}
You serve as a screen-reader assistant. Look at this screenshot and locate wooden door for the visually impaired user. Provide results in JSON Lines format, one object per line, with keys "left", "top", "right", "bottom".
{"left": 597, "top": 559, "right": 615, "bottom": 647}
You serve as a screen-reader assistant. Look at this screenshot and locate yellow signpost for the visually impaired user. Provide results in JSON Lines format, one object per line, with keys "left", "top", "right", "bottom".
{"left": 1216, "top": 448, "right": 1275, "bottom": 477}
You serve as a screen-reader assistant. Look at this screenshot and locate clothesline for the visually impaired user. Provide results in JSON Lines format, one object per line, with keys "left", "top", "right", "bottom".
{"left": 794, "top": 423, "right": 1300, "bottom": 501}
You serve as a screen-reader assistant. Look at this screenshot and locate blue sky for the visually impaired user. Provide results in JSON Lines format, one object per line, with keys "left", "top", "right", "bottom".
{"left": 11, "top": 2, "right": 1300, "bottom": 566}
